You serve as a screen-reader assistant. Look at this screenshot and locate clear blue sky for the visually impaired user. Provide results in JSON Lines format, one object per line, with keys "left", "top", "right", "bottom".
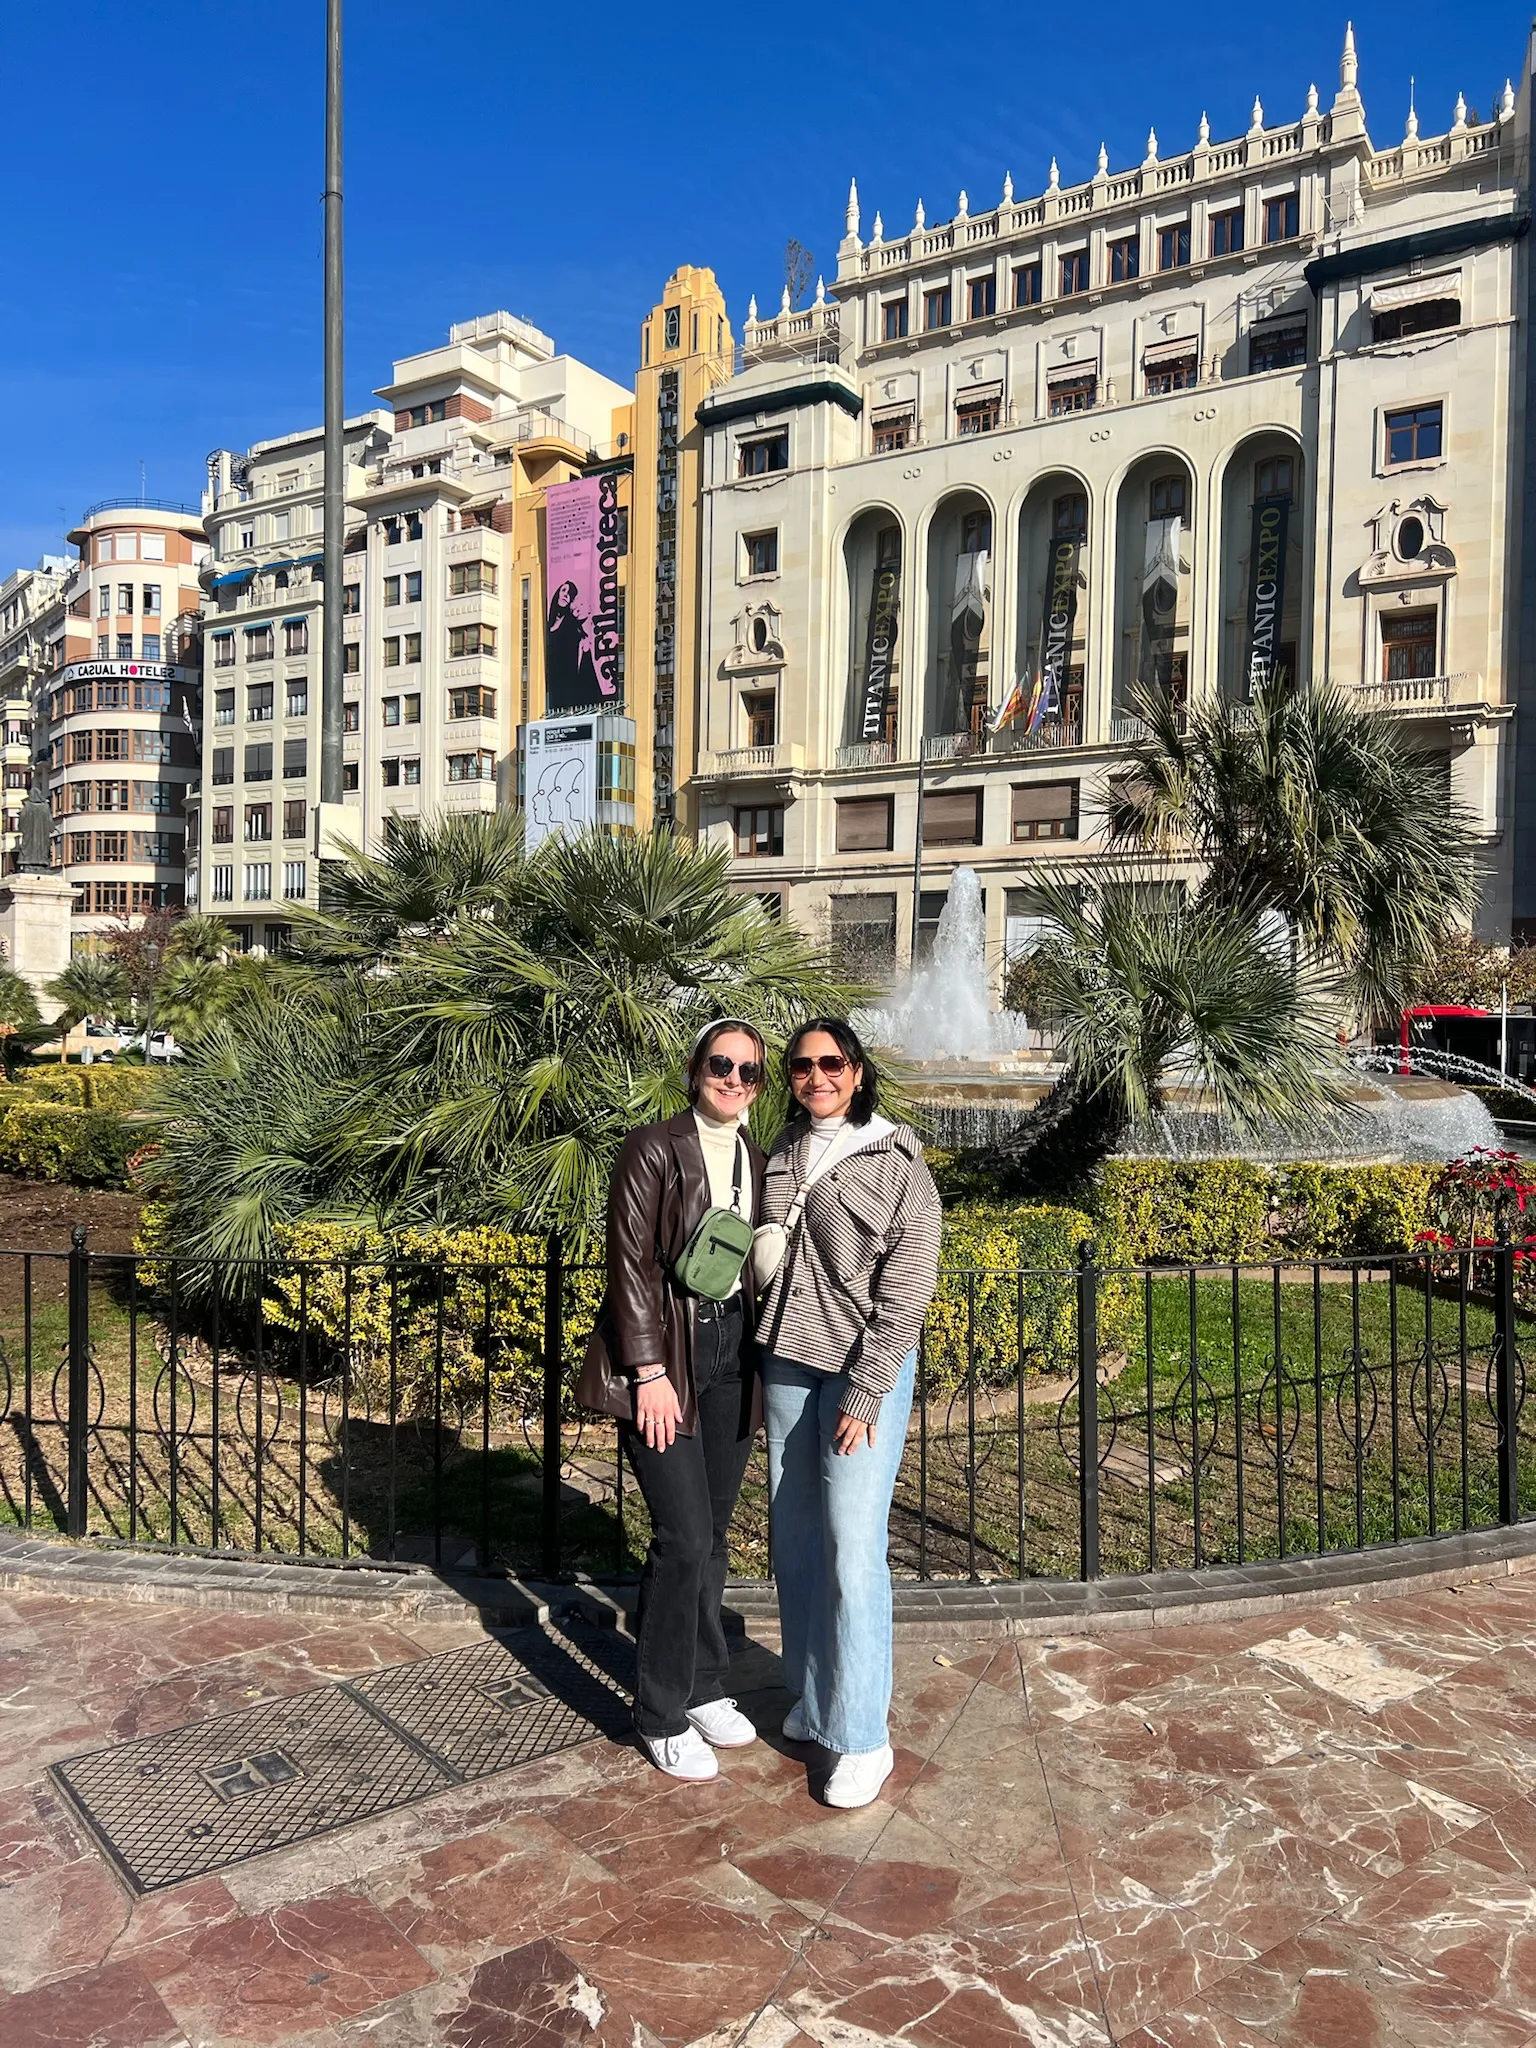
{"left": 0, "top": 2, "right": 1526, "bottom": 569}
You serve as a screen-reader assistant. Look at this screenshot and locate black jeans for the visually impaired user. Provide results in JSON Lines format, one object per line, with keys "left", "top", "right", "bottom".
{"left": 621, "top": 1297, "right": 754, "bottom": 1738}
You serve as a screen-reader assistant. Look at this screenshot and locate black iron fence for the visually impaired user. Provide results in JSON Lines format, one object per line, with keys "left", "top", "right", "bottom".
{"left": 2, "top": 1229, "right": 1531, "bottom": 1584}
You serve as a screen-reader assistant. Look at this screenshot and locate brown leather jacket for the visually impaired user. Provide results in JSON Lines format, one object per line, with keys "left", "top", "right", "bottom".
{"left": 576, "top": 1108, "right": 765, "bottom": 1434}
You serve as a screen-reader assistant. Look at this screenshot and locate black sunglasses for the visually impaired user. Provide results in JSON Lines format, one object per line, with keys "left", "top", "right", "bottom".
{"left": 789, "top": 1054, "right": 851, "bottom": 1079}
{"left": 705, "top": 1053, "right": 764, "bottom": 1086}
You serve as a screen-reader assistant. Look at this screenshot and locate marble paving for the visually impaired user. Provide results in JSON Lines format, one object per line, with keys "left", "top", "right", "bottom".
{"left": 1, "top": 1577, "right": 1535, "bottom": 2044}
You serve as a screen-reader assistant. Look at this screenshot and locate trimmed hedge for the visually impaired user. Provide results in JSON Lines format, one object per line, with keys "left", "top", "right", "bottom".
{"left": 1090, "top": 1158, "right": 1439, "bottom": 1266}
{"left": 0, "top": 1101, "right": 140, "bottom": 1188}
{"left": 23, "top": 1066, "right": 155, "bottom": 1112}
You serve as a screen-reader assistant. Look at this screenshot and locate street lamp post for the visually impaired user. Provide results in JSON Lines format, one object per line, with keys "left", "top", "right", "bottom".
{"left": 320, "top": 0, "right": 345, "bottom": 809}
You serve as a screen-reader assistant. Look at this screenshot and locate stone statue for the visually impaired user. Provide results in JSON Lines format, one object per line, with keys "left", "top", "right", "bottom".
{"left": 17, "top": 786, "right": 52, "bottom": 874}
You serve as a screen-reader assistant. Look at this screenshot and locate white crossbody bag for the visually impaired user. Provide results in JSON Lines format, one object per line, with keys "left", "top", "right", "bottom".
{"left": 750, "top": 1123, "right": 862, "bottom": 1292}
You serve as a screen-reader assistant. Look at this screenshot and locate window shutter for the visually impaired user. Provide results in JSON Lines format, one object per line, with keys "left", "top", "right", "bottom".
{"left": 835, "top": 796, "right": 894, "bottom": 852}
{"left": 922, "top": 789, "right": 982, "bottom": 845}
{"left": 1011, "top": 781, "right": 1077, "bottom": 826}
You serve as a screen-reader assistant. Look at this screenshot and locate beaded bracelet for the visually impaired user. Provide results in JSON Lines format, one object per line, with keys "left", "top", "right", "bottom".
{"left": 633, "top": 1369, "right": 668, "bottom": 1387}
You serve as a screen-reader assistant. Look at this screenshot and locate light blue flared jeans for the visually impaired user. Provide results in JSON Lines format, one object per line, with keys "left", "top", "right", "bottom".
{"left": 762, "top": 1349, "right": 917, "bottom": 1756}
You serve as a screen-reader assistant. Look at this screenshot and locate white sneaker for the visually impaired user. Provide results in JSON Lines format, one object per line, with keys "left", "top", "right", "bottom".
{"left": 641, "top": 1727, "right": 719, "bottom": 1780}
{"left": 823, "top": 1744, "right": 895, "bottom": 1809}
{"left": 686, "top": 1697, "right": 758, "bottom": 1748}
{"left": 782, "top": 1698, "right": 810, "bottom": 1742}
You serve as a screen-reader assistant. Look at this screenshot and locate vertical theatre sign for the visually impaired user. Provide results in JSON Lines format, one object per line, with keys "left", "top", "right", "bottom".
{"left": 1137, "top": 517, "right": 1182, "bottom": 691}
{"left": 653, "top": 369, "right": 680, "bottom": 825}
{"left": 1025, "top": 535, "right": 1083, "bottom": 732}
{"left": 1242, "top": 495, "right": 1291, "bottom": 697}
{"left": 543, "top": 477, "right": 622, "bottom": 713}
{"left": 858, "top": 559, "right": 902, "bottom": 741}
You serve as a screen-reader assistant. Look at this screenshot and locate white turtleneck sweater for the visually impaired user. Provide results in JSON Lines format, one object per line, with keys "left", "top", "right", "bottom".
{"left": 804, "top": 1112, "right": 848, "bottom": 1178}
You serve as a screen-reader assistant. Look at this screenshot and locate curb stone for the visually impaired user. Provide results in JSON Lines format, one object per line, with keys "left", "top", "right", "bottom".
{"left": 3, "top": 1523, "right": 1535, "bottom": 1640}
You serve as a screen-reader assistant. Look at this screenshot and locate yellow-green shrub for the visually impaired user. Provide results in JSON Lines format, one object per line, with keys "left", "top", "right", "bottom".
{"left": 263, "top": 1221, "right": 605, "bottom": 1419}
{"left": 927, "top": 1202, "right": 1134, "bottom": 1391}
{"left": 1278, "top": 1164, "right": 1437, "bottom": 1258}
{"left": 0, "top": 1101, "right": 138, "bottom": 1188}
{"left": 1092, "top": 1159, "right": 1275, "bottom": 1265}
{"left": 23, "top": 1066, "right": 155, "bottom": 1111}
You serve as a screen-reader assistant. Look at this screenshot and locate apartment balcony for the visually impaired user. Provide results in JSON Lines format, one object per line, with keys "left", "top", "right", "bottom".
{"left": 1352, "top": 672, "right": 1494, "bottom": 714}
{"left": 834, "top": 741, "right": 897, "bottom": 770}
{"left": 695, "top": 742, "right": 804, "bottom": 801}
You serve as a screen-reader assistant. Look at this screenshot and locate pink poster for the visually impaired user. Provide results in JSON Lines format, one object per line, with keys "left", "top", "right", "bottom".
{"left": 544, "top": 475, "right": 622, "bottom": 710}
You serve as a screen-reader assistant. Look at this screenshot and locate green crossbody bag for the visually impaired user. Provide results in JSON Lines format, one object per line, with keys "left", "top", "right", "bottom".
{"left": 674, "top": 1133, "right": 755, "bottom": 1300}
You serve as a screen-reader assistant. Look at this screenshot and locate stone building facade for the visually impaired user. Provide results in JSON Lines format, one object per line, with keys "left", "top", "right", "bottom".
{"left": 694, "top": 30, "right": 1527, "bottom": 973}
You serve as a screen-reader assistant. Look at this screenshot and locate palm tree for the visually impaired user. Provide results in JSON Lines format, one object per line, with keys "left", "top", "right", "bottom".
{"left": 1107, "top": 673, "right": 1479, "bottom": 1024}
{"left": 44, "top": 954, "right": 129, "bottom": 1064}
{"left": 152, "top": 817, "right": 858, "bottom": 1258}
{"left": 990, "top": 875, "right": 1346, "bottom": 1197}
{"left": 0, "top": 965, "right": 45, "bottom": 1082}
{"left": 170, "top": 914, "right": 236, "bottom": 966}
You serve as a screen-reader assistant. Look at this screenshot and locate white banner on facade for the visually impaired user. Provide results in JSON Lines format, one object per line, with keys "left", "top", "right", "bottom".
{"left": 523, "top": 717, "right": 598, "bottom": 851}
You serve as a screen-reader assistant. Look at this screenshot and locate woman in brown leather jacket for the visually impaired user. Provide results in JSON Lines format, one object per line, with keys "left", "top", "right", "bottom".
{"left": 578, "top": 1020, "right": 767, "bottom": 1780}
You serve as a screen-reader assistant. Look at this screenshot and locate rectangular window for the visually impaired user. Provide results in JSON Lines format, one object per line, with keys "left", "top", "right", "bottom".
{"left": 213, "top": 633, "right": 234, "bottom": 667}
{"left": 343, "top": 702, "right": 360, "bottom": 733}
{"left": 448, "top": 686, "right": 497, "bottom": 719}
{"left": 1264, "top": 193, "right": 1300, "bottom": 243}
{"left": 283, "top": 619, "right": 308, "bottom": 655}
{"left": 283, "top": 861, "right": 307, "bottom": 900}
{"left": 1382, "top": 610, "right": 1438, "bottom": 680}
{"left": 97, "top": 538, "right": 113, "bottom": 564}
{"left": 68, "top": 831, "right": 91, "bottom": 864}
{"left": 96, "top": 732, "right": 128, "bottom": 762}
{"left": 1144, "top": 353, "right": 1199, "bottom": 396}
{"left": 1059, "top": 250, "right": 1089, "bottom": 296}
{"left": 1210, "top": 208, "right": 1244, "bottom": 257}
{"left": 285, "top": 680, "right": 309, "bottom": 717}
{"left": 132, "top": 832, "right": 175, "bottom": 866}
{"left": 212, "top": 748, "right": 234, "bottom": 785}
{"left": 406, "top": 513, "right": 422, "bottom": 541}
{"left": 142, "top": 584, "right": 161, "bottom": 614}
{"left": 118, "top": 584, "right": 134, "bottom": 614}
{"left": 449, "top": 561, "right": 499, "bottom": 594}
{"left": 140, "top": 633, "right": 161, "bottom": 660}
{"left": 835, "top": 796, "right": 894, "bottom": 853}
{"left": 94, "top": 831, "right": 128, "bottom": 863}
{"left": 383, "top": 637, "right": 401, "bottom": 668}
{"left": 1109, "top": 236, "right": 1139, "bottom": 284}
{"left": 404, "top": 571, "right": 422, "bottom": 603}
{"left": 343, "top": 644, "right": 360, "bottom": 674}
{"left": 342, "top": 583, "right": 360, "bottom": 615}
{"left": 448, "top": 623, "right": 496, "bottom": 657}
{"left": 1048, "top": 374, "right": 1097, "bottom": 416}
{"left": 1254, "top": 454, "right": 1295, "bottom": 498}
{"left": 211, "top": 865, "right": 233, "bottom": 902}
{"left": 1250, "top": 321, "right": 1307, "bottom": 373}
{"left": 398, "top": 757, "right": 419, "bottom": 785}
{"left": 922, "top": 788, "right": 983, "bottom": 847}
{"left": 211, "top": 807, "right": 234, "bottom": 844}
{"left": 955, "top": 395, "right": 1001, "bottom": 437}
{"left": 247, "top": 682, "right": 274, "bottom": 722}
{"left": 381, "top": 757, "right": 401, "bottom": 787}
{"left": 244, "top": 742, "right": 273, "bottom": 782}
{"left": 743, "top": 690, "right": 776, "bottom": 748}
{"left": 734, "top": 805, "right": 785, "bottom": 857}
{"left": 922, "top": 286, "right": 951, "bottom": 331}
{"left": 98, "top": 585, "right": 110, "bottom": 617}
{"left": 116, "top": 635, "right": 133, "bottom": 660}
{"left": 1013, "top": 263, "right": 1042, "bottom": 307}
{"left": 244, "top": 803, "right": 272, "bottom": 842}
{"left": 1385, "top": 403, "right": 1443, "bottom": 466}
{"left": 1150, "top": 474, "right": 1187, "bottom": 519}
{"left": 245, "top": 624, "right": 274, "bottom": 661}
{"left": 342, "top": 762, "right": 359, "bottom": 791}
{"left": 383, "top": 575, "right": 400, "bottom": 606}
{"left": 738, "top": 432, "right": 790, "bottom": 477}
{"left": 882, "top": 298, "right": 909, "bottom": 341}
{"left": 446, "top": 750, "right": 496, "bottom": 782}
{"left": 404, "top": 632, "right": 421, "bottom": 664}
{"left": 282, "top": 799, "right": 307, "bottom": 840}
{"left": 1012, "top": 781, "right": 1079, "bottom": 841}
{"left": 283, "top": 737, "right": 307, "bottom": 778}
{"left": 403, "top": 693, "right": 421, "bottom": 724}
{"left": 967, "top": 274, "right": 997, "bottom": 319}
{"left": 141, "top": 533, "right": 164, "bottom": 562}
{"left": 243, "top": 862, "right": 272, "bottom": 901}
{"left": 872, "top": 411, "right": 913, "bottom": 454}
{"left": 1373, "top": 298, "right": 1460, "bottom": 345}
{"left": 743, "top": 531, "right": 779, "bottom": 577}
{"left": 214, "top": 689, "right": 235, "bottom": 726}
{"left": 1158, "top": 222, "right": 1191, "bottom": 271}
{"left": 383, "top": 696, "right": 401, "bottom": 727}
{"left": 94, "top": 780, "right": 130, "bottom": 812}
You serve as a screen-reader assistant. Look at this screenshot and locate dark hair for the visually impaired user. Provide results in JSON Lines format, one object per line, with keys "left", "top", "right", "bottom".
{"left": 785, "top": 1016, "right": 879, "bottom": 1126}
{"left": 687, "top": 1017, "right": 767, "bottom": 1104}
